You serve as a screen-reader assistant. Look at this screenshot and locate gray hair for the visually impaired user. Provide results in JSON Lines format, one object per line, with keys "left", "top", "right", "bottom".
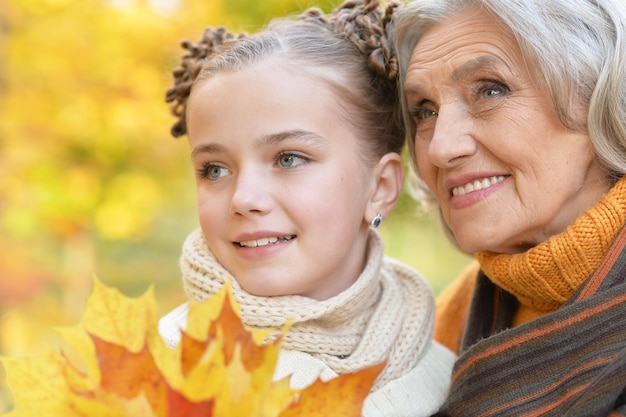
{"left": 393, "top": 0, "right": 626, "bottom": 207}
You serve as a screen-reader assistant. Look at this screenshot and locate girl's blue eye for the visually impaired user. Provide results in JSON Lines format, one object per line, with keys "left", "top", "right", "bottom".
{"left": 278, "top": 153, "right": 307, "bottom": 168}
{"left": 209, "top": 166, "right": 225, "bottom": 178}
{"left": 199, "top": 164, "right": 229, "bottom": 180}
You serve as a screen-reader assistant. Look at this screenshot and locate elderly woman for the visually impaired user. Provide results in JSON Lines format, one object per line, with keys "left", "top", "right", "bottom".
{"left": 393, "top": 0, "right": 626, "bottom": 415}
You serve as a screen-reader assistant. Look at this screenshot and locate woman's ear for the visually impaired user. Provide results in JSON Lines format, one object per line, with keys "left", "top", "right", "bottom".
{"left": 366, "top": 152, "right": 405, "bottom": 224}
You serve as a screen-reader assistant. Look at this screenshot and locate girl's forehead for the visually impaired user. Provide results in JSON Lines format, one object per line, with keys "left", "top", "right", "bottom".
{"left": 187, "top": 61, "right": 357, "bottom": 142}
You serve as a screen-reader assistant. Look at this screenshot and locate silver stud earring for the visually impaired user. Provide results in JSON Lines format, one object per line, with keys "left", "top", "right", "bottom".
{"left": 370, "top": 213, "right": 383, "bottom": 229}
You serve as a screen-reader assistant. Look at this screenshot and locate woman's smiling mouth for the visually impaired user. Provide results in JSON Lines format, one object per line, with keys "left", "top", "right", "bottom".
{"left": 451, "top": 175, "right": 506, "bottom": 196}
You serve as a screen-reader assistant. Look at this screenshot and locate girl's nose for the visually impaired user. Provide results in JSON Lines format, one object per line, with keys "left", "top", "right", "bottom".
{"left": 229, "top": 169, "right": 273, "bottom": 217}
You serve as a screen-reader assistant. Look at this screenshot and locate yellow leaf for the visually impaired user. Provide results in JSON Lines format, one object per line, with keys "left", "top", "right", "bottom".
{"left": 184, "top": 285, "right": 228, "bottom": 341}
{"left": 80, "top": 277, "right": 158, "bottom": 353}
{"left": 56, "top": 326, "right": 100, "bottom": 385}
{"left": 3, "top": 350, "right": 69, "bottom": 408}
{"left": 1, "top": 278, "right": 382, "bottom": 417}
{"left": 2, "top": 350, "right": 108, "bottom": 416}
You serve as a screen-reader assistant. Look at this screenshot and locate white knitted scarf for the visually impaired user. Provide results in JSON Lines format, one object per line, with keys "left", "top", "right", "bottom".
{"left": 181, "top": 228, "right": 434, "bottom": 390}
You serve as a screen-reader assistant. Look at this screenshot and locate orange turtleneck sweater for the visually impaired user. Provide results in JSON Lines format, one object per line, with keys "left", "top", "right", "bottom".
{"left": 434, "top": 176, "right": 626, "bottom": 354}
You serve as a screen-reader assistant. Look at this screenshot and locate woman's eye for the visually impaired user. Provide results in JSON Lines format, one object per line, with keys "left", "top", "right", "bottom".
{"left": 419, "top": 109, "right": 437, "bottom": 120}
{"left": 277, "top": 153, "right": 308, "bottom": 168}
{"left": 199, "top": 164, "right": 229, "bottom": 180}
{"left": 480, "top": 82, "right": 508, "bottom": 98}
{"left": 409, "top": 102, "right": 438, "bottom": 122}
{"left": 482, "top": 88, "right": 501, "bottom": 98}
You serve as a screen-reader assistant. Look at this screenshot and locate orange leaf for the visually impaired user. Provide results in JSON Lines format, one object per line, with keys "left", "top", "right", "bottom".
{"left": 279, "top": 361, "right": 386, "bottom": 417}
{"left": 90, "top": 335, "right": 167, "bottom": 414}
{"left": 212, "top": 292, "right": 269, "bottom": 371}
{"left": 166, "top": 384, "right": 214, "bottom": 417}
{"left": 179, "top": 332, "right": 208, "bottom": 377}
{"left": 1, "top": 278, "right": 380, "bottom": 417}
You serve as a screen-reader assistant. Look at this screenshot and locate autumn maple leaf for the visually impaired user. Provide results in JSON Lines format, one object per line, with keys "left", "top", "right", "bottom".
{"left": 1, "top": 278, "right": 382, "bottom": 417}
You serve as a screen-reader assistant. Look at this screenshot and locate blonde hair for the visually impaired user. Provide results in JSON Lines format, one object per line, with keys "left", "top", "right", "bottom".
{"left": 166, "top": 0, "right": 404, "bottom": 160}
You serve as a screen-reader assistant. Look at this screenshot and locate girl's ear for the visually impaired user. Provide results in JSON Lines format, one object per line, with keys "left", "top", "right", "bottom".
{"left": 366, "top": 152, "right": 405, "bottom": 225}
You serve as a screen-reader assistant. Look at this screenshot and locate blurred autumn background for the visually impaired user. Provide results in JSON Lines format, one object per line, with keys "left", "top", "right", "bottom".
{"left": 0, "top": 0, "right": 471, "bottom": 412}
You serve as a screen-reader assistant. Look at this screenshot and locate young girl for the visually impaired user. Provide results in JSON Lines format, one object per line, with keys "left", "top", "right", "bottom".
{"left": 159, "top": 1, "right": 455, "bottom": 415}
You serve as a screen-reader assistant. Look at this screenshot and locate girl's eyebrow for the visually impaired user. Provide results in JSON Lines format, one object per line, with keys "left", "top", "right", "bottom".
{"left": 191, "top": 142, "right": 226, "bottom": 158}
{"left": 259, "top": 129, "right": 328, "bottom": 148}
{"left": 191, "top": 129, "right": 329, "bottom": 157}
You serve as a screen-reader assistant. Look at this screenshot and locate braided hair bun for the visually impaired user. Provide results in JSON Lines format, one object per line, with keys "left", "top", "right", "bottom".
{"left": 165, "top": 0, "right": 401, "bottom": 145}
{"left": 305, "top": 0, "right": 399, "bottom": 82}
{"left": 165, "top": 27, "right": 245, "bottom": 137}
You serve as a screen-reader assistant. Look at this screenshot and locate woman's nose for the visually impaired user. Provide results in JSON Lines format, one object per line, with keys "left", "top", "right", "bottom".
{"left": 427, "top": 102, "right": 477, "bottom": 168}
{"left": 229, "top": 169, "right": 272, "bottom": 217}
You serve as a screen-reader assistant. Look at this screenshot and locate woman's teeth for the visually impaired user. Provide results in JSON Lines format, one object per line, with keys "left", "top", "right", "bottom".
{"left": 452, "top": 176, "right": 506, "bottom": 196}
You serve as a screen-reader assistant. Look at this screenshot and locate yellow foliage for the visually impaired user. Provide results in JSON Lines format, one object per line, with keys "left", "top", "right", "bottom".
{"left": 1, "top": 279, "right": 382, "bottom": 416}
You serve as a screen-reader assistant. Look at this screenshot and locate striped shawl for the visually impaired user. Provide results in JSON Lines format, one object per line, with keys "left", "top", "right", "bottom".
{"left": 435, "top": 228, "right": 626, "bottom": 416}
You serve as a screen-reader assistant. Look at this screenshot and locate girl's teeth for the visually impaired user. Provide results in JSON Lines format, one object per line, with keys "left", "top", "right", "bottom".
{"left": 452, "top": 176, "right": 506, "bottom": 196}
{"left": 239, "top": 236, "right": 292, "bottom": 248}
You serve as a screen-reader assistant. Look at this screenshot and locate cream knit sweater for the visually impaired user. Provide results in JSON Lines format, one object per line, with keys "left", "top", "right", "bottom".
{"left": 160, "top": 229, "right": 455, "bottom": 417}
